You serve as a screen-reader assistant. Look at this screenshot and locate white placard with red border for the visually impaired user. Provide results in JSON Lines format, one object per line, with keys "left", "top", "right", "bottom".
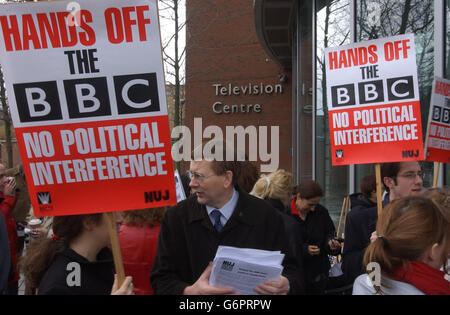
{"left": 0, "top": 0, "right": 177, "bottom": 216}
{"left": 324, "top": 34, "right": 424, "bottom": 166}
{"left": 424, "top": 77, "right": 450, "bottom": 163}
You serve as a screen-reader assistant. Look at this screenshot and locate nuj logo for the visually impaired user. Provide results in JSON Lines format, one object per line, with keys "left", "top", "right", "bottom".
{"left": 335, "top": 149, "right": 344, "bottom": 158}
{"left": 37, "top": 192, "right": 51, "bottom": 204}
{"left": 37, "top": 192, "right": 53, "bottom": 211}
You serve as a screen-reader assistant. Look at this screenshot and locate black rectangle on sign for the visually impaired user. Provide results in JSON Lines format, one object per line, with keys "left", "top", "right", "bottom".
{"left": 114, "top": 73, "right": 160, "bottom": 114}
{"left": 63, "top": 77, "right": 111, "bottom": 119}
{"left": 14, "top": 81, "right": 62, "bottom": 123}
{"left": 331, "top": 84, "right": 355, "bottom": 107}
{"left": 386, "top": 76, "right": 414, "bottom": 101}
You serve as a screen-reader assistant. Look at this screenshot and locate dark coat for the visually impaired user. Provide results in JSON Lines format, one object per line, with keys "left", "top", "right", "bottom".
{"left": 0, "top": 213, "right": 10, "bottom": 293}
{"left": 342, "top": 193, "right": 389, "bottom": 285}
{"left": 349, "top": 193, "right": 376, "bottom": 212}
{"left": 38, "top": 247, "right": 114, "bottom": 295}
{"left": 265, "top": 198, "right": 305, "bottom": 294}
{"left": 150, "top": 188, "right": 303, "bottom": 295}
{"left": 289, "top": 201, "right": 337, "bottom": 291}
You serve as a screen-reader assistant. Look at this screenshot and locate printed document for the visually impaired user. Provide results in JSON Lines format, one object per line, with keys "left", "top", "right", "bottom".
{"left": 209, "top": 246, "right": 284, "bottom": 295}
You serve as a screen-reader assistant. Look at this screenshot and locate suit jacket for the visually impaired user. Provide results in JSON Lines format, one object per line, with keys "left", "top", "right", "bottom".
{"left": 150, "top": 187, "right": 303, "bottom": 295}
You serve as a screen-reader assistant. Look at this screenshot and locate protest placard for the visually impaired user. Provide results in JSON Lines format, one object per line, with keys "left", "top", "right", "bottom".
{"left": 325, "top": 34, "right": 423, "bottom": 166}
{"left": 424, "top": 77, "right": 450, "bottom": 164}
{"left": 0, "top": 0, "right": 177, "bottom": 217}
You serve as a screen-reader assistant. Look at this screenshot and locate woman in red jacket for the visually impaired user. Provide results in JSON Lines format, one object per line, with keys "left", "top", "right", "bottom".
{"left": 119, "top": 207, "right": 166, "bottom": 295}
{"left": 0, "top": 165, "right": 18, "bottom": 294}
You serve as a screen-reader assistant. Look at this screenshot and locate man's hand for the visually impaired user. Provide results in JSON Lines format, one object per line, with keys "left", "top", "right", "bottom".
{"left": 370, "top": 231, "right": 378, "bottom": 243}
{"left": 328, "top": 239, "right": 341, "bottom": 251}
{"left": 111, "top": 275, "right": 134, "bottom": 295}
{"left": 183, "top": 262, "right": 235, "bottom": 295}
{"left": 30, "top": 227, "right": 49, "bottom": 239}
{"left": 254, "top": 276, "right": 290, "bottom": 295}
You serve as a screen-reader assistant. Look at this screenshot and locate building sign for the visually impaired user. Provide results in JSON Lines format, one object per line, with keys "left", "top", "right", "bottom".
{"left": 424, "top": 77, "right": 450, "bottom": 163}
{"left": 0, "top": 0, "right": 176, "bottom": 216}
{"left": 212, "top": 82, "right": 283, "bottom": 114}
{"left": 324, "top": 34, "right": 423, "bottom": 166}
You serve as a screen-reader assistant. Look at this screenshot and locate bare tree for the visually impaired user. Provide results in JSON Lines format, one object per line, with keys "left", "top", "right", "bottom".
{"left": 159, "top": 0, "right": 186, "bottom": 130}
{"left": 0, "top": 67, "right": 13, "bottom": 167}
{"left": 316, "top": 0, "right": 351, "bottom": 195}
{"left": 0, "top": 0, "right": 36, "bottom": 167}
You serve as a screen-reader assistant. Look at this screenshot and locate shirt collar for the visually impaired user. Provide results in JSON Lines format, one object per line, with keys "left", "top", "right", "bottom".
{"left": 206, "top": 188, "right": 239, "bottom": 221}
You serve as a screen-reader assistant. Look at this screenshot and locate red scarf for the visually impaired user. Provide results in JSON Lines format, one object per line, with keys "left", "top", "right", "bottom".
{"left": 290, "top": 198, "right": 299, "bottom": 216}
{"left": 391, "top": 261, "right": 450, "bottom": 295}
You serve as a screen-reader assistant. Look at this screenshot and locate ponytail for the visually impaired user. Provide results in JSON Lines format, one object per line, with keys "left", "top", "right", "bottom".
{"left": 362, "top": 197, "right": 450, "bottom": 293}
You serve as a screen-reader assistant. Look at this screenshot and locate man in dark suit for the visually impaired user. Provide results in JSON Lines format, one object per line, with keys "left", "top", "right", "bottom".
{"left": 342, "top": 161, "right": 423, "bottom": 285}
{"left": 151, "top": 143, "right": 302, "bottom": 295}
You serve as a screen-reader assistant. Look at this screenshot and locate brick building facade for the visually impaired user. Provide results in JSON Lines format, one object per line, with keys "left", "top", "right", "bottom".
{"left": 184, "top": 0, "right": 292, "bottom": 173}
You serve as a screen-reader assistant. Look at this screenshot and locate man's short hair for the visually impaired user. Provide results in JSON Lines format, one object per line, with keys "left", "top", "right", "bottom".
{"left": 360, "top": 174, "right": 376, "bottom": 198}
{"left": 191, "top": 139, "right": 244, "bottom": 186}
{"left": 381, "top": 162, "right": 401, "bottom": 191}
{"left": 293, "top": 179, "right": 324, "bottom": 199}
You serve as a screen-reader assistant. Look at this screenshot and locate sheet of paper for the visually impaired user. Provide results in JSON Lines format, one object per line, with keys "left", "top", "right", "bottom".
{"left": 209, "top": 246, "right": 284, "bottom": 295}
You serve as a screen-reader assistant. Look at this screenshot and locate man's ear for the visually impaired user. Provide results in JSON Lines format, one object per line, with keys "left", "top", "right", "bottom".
{"left": 223, "top": 170, "right": 233, "bottom": 188}
{"left": 383, "top": 177, "right": 395, "bottom": 190}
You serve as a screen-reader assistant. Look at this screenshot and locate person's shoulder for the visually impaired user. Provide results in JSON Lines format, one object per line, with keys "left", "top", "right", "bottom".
{"left": 314, "top": 203, "right": 332, "bottom": 218}
{"left": 38, "top": 250, "right": 74, "bottom": 293}
{"left": 239, "top": 190, "right": 280, "bottom": 215}
{"left": 162, "top": 195, "right": 202, "bottom": 226}
{"left": 352, "top": 274, "right": 377, "bottom": 295}
{"left": 348, "top": 204, "right": 377, "bottom": 221}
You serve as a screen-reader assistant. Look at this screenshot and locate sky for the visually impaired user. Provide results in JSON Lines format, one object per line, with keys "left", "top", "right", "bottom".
{"left": 0, "top": 0, "right": 186, "bottom": 84}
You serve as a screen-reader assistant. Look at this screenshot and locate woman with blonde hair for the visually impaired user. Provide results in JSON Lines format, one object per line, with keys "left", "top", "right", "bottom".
{"left": 251, "top": 169, "right": 292, "bottom": 212}
{"left": 353, "top": 196, "right": 450, "bottom": 295}
{"left": 252, "top": 169, "right": 306, "bottom": 293}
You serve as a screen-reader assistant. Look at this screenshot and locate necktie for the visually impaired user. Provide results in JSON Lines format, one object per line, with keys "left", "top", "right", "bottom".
{"left": 210, "top": 209, "right": 223, "bottom": 232}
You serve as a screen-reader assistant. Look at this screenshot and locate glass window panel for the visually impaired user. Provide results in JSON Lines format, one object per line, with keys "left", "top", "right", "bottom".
{"left": 315, "top": 0, "right": 350, "bottom": 225}
{"left": 445, "top": 0, "right": 450, "bottom": 185}
{"left": 355, "top": 0, "right": 435, "bottom": 188}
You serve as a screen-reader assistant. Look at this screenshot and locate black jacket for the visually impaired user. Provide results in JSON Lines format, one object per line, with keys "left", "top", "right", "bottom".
{"left": 342, "top": 193, "right": 389, "bottom": 285}
{"left": 291, "top": 203, "right": 337, "bottom": 285}
{"left": 349, "top": 193, "right": 376, "bottom": 212}
{"left": 0, "top": 213, "right": 10, "bottom": 293}
{"left": 265, "top": 198, "right": 305, "bottom": 293}
{"left": 38, "top": 247, "right": 114, "bottom": 295}
{"left": 150, "top": 188, "right": 303, "bottom": 295}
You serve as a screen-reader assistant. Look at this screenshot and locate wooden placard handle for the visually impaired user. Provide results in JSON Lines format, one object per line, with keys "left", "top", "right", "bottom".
{"left": 106, "top": 212, "right": 125, "bottom": 286}
{"left": 337, "top": 196, "right": 348, "bottom": 238}
{"left": 433, "top": 162, "right": 440, "bottom": 187}
{"left": 375, "top": 163, "right": 383, "bottom": 217}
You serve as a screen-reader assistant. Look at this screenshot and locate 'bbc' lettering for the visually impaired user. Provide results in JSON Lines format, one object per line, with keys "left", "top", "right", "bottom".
{"left": 14, "top": 73, "right": 160, "bottom": 123}
{"left": 331, "top": 76, "right": 414, "bottom": 107}
{"left": 432, "top": 106, "right": 450, "bottom": 125}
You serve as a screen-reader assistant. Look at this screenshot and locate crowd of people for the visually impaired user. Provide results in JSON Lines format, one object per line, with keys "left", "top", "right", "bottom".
{"left": 0, "top": 149, "right": 449, "bottom": 295}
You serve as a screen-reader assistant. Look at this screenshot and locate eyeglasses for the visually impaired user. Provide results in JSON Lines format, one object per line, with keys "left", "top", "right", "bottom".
{"left": 187, "top": 171, "right": 215, "bottom": 182}
{"left": 397, "top": 171, "right": 424, "bottom": 180}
